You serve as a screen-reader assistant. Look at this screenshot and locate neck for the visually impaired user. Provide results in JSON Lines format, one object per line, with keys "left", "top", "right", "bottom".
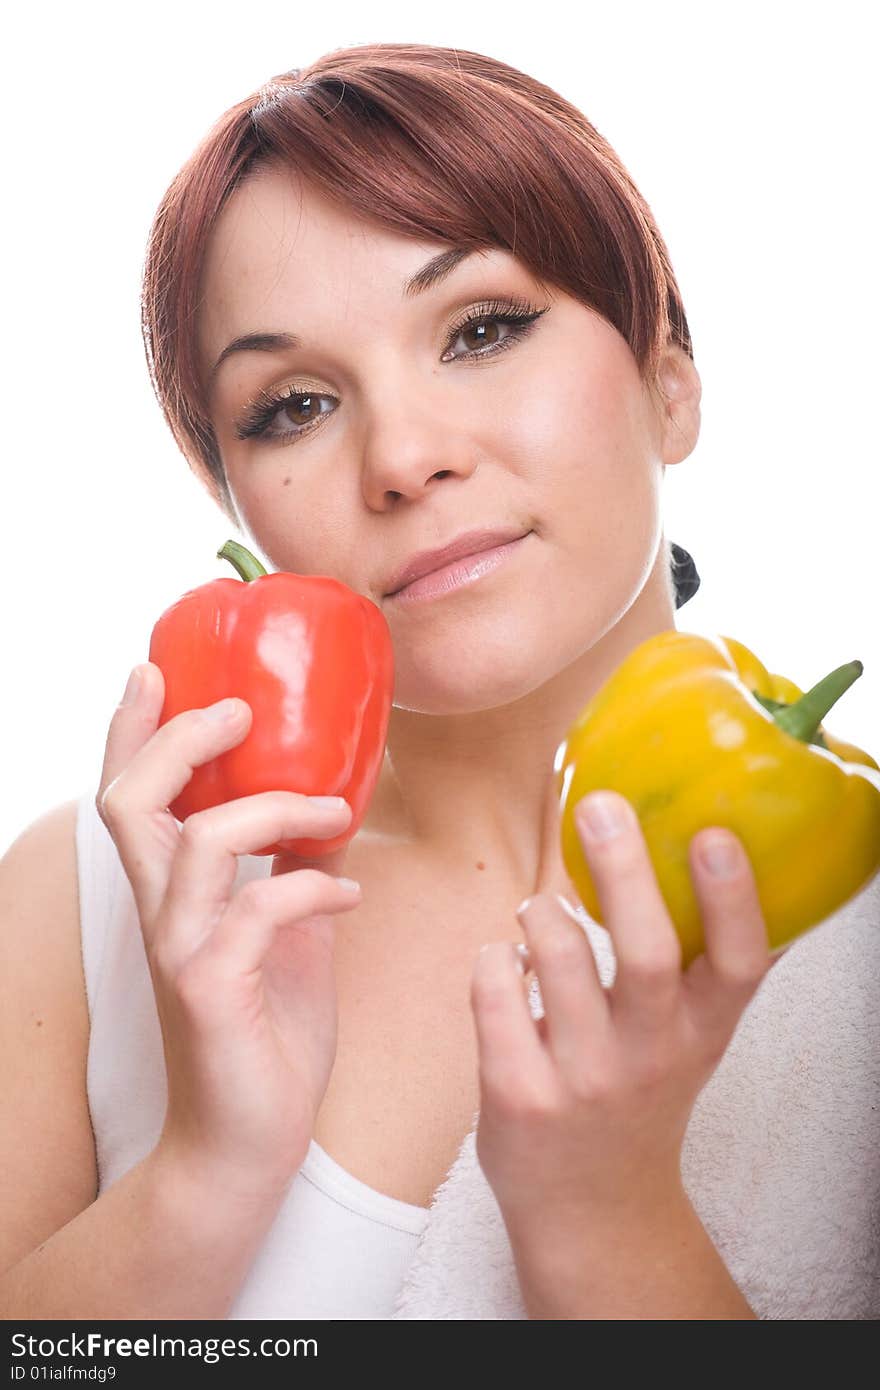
{"left": 368, "top": 570, "right": 678, "bottom": 899}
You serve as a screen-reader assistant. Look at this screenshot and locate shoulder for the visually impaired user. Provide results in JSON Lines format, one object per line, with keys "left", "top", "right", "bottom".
{"left": 0, "top": 796, "right": 85, "bottom": 1042}
{"left": 0, "top": 798, "right": 97, "bottom": 1270}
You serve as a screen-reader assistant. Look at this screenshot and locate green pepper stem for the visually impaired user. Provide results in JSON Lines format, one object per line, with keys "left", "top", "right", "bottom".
{"left": 764, "top": 659, "right": 863, "bottom": 744}
{"left": 217, "top": 539, "right": 268, "bottom": 583}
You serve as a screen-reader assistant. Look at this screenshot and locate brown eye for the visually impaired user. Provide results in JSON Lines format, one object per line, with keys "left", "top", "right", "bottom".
{"left": 459, "top": 318, "right": 503, "bottom": 352}
{"left": 235, "top": 386, "right": 336, "bottom": 443}
{"left": 282, "top": 393, "right": 322, "bottom": 427}
{"left": 441, "top": 300, "right": 548, "bottom": 363}
{"left": 235, "top": 299, "right": 549, "bottom": 447}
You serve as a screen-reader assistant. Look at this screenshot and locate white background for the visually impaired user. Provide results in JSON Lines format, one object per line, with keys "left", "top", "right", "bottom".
{"left": 2, "top": 0, "right": 876, "bottom": 855}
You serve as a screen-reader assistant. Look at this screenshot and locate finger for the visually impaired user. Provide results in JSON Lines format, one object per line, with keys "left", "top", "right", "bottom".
{"left": 97, "top": 662, "right": 175, "bottom": 848}
{"left": 198, "top": 868, "right": 362, "bottom": 978}
{"left": 97, "top": 663, "right": 164, "bottom": 803}
{"left": 101, "top": 670, "right": 250, "bottom": 832}
{"left": 516, "top": 892, "right": 609, "bottom": 1078}
{"left": 574, "top": 792, "right": 682, "bottom": 1036}
{"left": 158, "top": 793, "right": 354, "bottom": 965}
{"left": 514, "top": 943, "right": 552, "bottom": 1044}
{"left": 471, "top": 942, "right": 554, "bottom": 1104}
{"left": 98, "top": 663, "right": 256, "bottom": 916}
{"left": 683, "top": 829, "right": 771, "bottom": 1035}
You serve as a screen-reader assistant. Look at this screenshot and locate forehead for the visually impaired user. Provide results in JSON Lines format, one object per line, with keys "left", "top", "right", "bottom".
{"left": 196, "top": 166, "right": 530, "bottom": 386}
{"left": 204, "top": 165, "right": 414, "bottom": 289}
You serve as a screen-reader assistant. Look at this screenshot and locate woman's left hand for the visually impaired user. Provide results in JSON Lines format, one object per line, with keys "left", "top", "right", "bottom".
{"left": 470, "top": 784, "right": 774, "bottom": 1239}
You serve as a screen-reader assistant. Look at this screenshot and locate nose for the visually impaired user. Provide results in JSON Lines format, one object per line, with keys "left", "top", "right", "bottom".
{"left": 358, "top": 392, "right": 479, "bottom": 507}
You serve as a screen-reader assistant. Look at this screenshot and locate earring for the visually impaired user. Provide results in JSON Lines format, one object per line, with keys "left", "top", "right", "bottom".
{"left": 670, "top": 542, "right": 701, "bottom": 609}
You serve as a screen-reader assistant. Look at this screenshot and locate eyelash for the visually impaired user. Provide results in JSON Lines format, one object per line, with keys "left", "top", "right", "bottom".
{"left": 233, "top": 296, "right": 549, "bottom": 445}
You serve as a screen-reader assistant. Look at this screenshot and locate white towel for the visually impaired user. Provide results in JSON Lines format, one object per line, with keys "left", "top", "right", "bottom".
{"left": 390, "top": 877, "right": 880, "bottom": 1320}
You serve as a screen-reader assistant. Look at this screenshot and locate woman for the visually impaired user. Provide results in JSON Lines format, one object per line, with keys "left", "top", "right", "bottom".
{"left": 1, "top": 43, "right": 876, "bottom": 1321}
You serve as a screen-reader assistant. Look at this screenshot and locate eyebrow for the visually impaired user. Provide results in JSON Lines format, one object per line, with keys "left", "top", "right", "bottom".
{"left": 208, "top": 246, "right": 479, "bottom": 384}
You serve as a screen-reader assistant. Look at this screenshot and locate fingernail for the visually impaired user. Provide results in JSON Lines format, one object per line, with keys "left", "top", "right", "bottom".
{"left": 699, "top": 833, "right": 739, "bottom": 878}
{"left": 336, "top": 877, "right": 361, "bottom": 893}
{"left": 578, "top": 792, "right": 626, "bottom": 842}
{"left": 203, "top": 697, "right": 242, "bottom": 721}
{"left": 554, "top": 893, "right": 581, "bottom": 922}
{"left": 514, "top": 942, "right": 531, "bottom": 976}
{"left": 309, "top": 796, "right": 350, "bottom": 811}
{"left": 516, "top": 895, "right": 537, "bottom": 920}
{"left": 120, "top": 667, "right": 142, "bottom": 706}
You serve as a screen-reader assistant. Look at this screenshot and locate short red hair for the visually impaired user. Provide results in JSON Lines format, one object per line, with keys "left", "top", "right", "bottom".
{"left": 141, "top": 42, "right": 693, "bottom": 534}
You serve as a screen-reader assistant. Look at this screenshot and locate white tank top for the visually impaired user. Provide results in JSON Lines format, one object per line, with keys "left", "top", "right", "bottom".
{"left": 75, "top": 782, "right": 429, "bottom": 1319}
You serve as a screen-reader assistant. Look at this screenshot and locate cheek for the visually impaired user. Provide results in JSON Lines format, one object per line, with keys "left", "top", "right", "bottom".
{"left": 229, "top": 479, "right": 353, "bottom": 581}
{"left": 498, "top": 382, "right": 660, "bottom": 649}
{"left": 542, "top": 360, "right": 657, "bottom": 520}
{"left": 225, "top": 471, "right": 280, "bottom": 538}
{"left": 500, "top": 352, "right": 641, "bottom": 508}
{"left": 552, "top": 335, "right": 645, "bottom": 440}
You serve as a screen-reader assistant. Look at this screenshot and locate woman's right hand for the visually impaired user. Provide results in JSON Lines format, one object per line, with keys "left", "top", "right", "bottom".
{"left": 96, "top": 661, "right": 362, "bottom": 1201}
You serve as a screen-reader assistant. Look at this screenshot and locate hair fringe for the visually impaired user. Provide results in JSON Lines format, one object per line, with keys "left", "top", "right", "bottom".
{"left": 139, "top": 43, "right": 697, "bottom": 600}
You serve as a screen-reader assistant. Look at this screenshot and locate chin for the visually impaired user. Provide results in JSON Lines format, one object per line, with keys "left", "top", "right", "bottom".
{"left": 391, "top": 635, "right": 561, "bottom": 715}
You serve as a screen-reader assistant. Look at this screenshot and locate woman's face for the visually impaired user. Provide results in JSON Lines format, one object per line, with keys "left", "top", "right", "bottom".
{"left": 198, "top": 165, "right": 698, "bottom": 716}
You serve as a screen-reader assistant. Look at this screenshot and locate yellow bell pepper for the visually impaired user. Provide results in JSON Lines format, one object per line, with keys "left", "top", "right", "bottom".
{"left": 555, "top": 631, "right": 880, "bottom": 968}
{"left": 719, "top": 635, "right": 879, "bottom": 773}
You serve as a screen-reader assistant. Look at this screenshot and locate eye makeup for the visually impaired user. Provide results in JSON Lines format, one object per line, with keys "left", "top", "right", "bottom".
{"left": 231, "top": 294, "right": 550, "bottom": 447}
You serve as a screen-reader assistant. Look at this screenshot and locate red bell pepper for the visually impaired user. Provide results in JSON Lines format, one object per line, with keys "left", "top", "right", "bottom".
{"left": 148, "top": 539, "right": 395, "bottom": 858}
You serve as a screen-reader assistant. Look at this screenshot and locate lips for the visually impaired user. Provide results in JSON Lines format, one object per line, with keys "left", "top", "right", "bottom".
{"left": 384, "top": 526, "right": 531, "bottom": 597}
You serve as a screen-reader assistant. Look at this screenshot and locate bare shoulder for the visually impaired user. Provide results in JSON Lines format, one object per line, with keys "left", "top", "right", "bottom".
{"left": 0, "top": 798, "right": 97, "bottom": 1274}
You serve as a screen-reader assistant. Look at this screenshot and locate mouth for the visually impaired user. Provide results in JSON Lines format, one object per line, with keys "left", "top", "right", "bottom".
{"left": 386, "top": 531, "right": 532, "bottom": 605}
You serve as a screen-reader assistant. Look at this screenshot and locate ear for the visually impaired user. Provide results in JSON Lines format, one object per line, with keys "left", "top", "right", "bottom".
{"left": 652, "top": 344, "right": 702, "bottom": 466}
